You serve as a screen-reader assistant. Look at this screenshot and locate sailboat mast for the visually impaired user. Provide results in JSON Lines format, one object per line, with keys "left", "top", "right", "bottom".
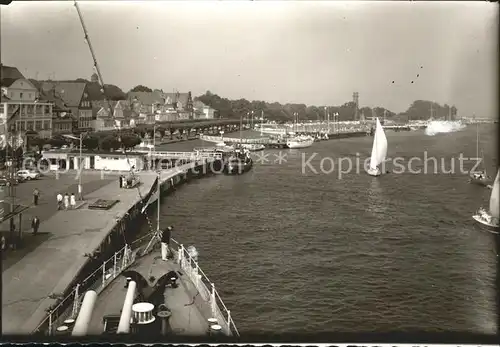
{"left": 476, "top": 124, "right": 479, "bottom": 159}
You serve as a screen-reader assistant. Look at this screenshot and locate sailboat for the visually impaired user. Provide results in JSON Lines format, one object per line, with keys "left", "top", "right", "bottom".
{"left": 367, "top": 118, "right": 388, "bottom": 177}
{"left": 469, "top": 124, "right": 490, "bottom": 185}
{"left": 472, "top": 169, "right": 500, "bottom": 233}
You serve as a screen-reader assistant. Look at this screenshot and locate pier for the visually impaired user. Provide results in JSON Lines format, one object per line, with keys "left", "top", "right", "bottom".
{"left": 1, "top": 159, "right": 219, "bottom": 334}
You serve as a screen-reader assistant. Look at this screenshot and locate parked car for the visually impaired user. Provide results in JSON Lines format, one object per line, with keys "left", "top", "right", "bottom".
{"left": 16, "top": 170, "right": 40, "bottom": 180}
{"left": 0, "top": 176, "right": 19, "bottom": 186}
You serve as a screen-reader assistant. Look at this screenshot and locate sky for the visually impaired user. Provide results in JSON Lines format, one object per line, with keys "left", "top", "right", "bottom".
{"left": 1, "top": 1, "right": 498, "bottom": 117}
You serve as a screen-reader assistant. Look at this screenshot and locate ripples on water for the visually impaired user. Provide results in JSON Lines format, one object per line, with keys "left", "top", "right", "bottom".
{"left": 150, "top": 126, "right": 497, "bottom": 333}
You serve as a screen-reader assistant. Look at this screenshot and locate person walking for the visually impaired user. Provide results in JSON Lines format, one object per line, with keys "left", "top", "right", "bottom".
{"left": 33, "top": 188, "right": 40, "bottom": 206}
{"left": 70, "top": 193, "right": 76, "bottom": 209}
{"left": 57, "top": 193, "right": 63, "bottom": 210}
{"left": 63, "top": 193, "right": 70, "bottom": 210}
{"left": 31, "top": 216, "right": 40, "bottom": 235}
{"left": 161, "top": 226, "right": 172, "bottom": 261}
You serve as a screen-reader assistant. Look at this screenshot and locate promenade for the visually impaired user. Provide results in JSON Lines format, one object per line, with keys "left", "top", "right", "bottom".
{"left": 1, "top": 166, "right": 189, "bottom": 334}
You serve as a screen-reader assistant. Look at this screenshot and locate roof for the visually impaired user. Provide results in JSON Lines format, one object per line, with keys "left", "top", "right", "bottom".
{"left": 164, "top": 92, "right": 189, "bottom": 106}
{"left": 0, "top": 64, "right": 25, "bottom": 80}
{"left": 37, "top": 89, "right": 69, "bottom": 112}
{"left": 128, "top": 91, "right": 165, "bottom": 106}
{"left": 193, "top": 100, "right": 208, "bottom": 109}
{"left": 39, "top": 82, "right": 86, "bottom": 107}
{"left": 0, "top": 78, "right": 18, "bottom": 88}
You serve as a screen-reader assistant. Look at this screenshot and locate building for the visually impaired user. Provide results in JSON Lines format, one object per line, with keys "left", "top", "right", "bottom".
{"left": 1, "top": 77, "right": 53, "bottom": 139}
{"left": 41, "top": 149, "right": 146, "bottom": 171}
{"left": 40, "top": 82, "right": 93, "bottom": 132}
{"left": 38, "top": 88, "right": 75, "bottom": 135}
{"left": 193, "top": 100, "right": 216, "bottom": 119}
{"left": 93, "top": 100, "right": 137, "bottom": 131}
{"left": 128, "top": 90, "right": 195, "bottom": 122}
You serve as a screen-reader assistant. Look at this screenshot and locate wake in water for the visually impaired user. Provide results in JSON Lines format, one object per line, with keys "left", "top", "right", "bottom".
{"left": 425, "top": 120, "right": 466, "bottom": 136}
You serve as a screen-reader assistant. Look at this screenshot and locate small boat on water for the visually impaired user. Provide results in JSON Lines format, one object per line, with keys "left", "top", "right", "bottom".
{"left": 472, "top": 168, "right": 500, "bottom": 233}
{"left": 224, "top": 148, "right": 253, "bottom": 175}
{"left": 286, "top": 135, "right": 314, "bottom": 149}
{"left": 241, "top": 144, "right": 265, "bottom": 152}
{"left": 367, "top": 118, "right": 388, "bottom": 177}
{"left": 469, "top": 124, "right": 491, "bottom": 186}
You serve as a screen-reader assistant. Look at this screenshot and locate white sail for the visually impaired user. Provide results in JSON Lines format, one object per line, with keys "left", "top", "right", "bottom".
{"left": 369, "top": 118, "right": 388, "bottom": 170}
{"left": 489, "top": 169, "right": 500, "bottom": 218}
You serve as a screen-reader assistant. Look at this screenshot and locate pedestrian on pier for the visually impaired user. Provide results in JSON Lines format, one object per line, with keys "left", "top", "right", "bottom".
{"left": 31, "top": 216, "right": 40, "bottom": 235}
{"left": 70, "top": 193, "right": 76, "bottom": 209}
{"left": 63, "top": 193, "right": 70, "bottom": 210}
{"left": 161, "top": 226, "right": 172, "bottom": 261}
{"left": 119, "top": 175, "right": 124, "bottom": 189}
{"left": 57, "top": 193, "right": 63, "bottom": 210}
{"left": 33, "top": 188, "right": 40, "bottom": 206}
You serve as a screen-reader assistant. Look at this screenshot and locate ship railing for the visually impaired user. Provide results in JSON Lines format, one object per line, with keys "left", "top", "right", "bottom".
{"left": 31, "top": 232, "right": 154, "bottom": 335}
{"left": 172, "top": 239, "right": 240, "bottom": 337}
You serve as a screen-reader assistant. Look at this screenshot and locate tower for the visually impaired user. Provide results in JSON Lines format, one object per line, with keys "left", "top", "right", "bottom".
{"left": 353, "top": 92, "right": 359, "bottom": 121}
{"left": 91, "top": 73, "right": 98, "bottom": 83}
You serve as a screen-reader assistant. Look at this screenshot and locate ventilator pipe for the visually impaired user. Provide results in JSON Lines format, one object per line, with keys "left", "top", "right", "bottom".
{"left": 117, "top": 281, "right": 137, "bottom": 334}
{"left": 71, "top": 290, "right": 97, "bottom": 336}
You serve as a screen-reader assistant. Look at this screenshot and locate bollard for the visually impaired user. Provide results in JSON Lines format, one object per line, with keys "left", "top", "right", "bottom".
{"left": 209, "top": 324, "right": 222, "bottom": 336}
{"left": 157, "top": 310, "right": 172, "bottom": 336}
{"left": 55, "top": 325, "right": 70, "bottom": 336}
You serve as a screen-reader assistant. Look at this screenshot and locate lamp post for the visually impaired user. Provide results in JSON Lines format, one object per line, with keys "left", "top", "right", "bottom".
{"left": 78, "top": 132, "right": 83, "bottom": 200}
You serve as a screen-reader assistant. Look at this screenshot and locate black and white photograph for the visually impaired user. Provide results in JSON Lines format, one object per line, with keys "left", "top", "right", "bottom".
{"left": 0, "top": 0, "right": 498, "bottom": 343}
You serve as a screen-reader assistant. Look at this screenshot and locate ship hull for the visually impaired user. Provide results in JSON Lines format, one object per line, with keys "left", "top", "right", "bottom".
{"left": 472, "top": 215, "right": 499, "bottom": 234}
{"left": 367, "top": 167, "right": 381, "bottom": 177}
{"left": 286, "top": 139, "right": 314, "bottom": 149}
{"left": 224, "top": 158, "right": 253, "bottom": 175}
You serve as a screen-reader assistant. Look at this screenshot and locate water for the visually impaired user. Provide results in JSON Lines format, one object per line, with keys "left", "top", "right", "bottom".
{"left": 148, "top": 125, "right": 497, "bottom": 333}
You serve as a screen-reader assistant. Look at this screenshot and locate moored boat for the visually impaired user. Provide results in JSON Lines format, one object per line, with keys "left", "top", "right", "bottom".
{"left": 224, "top": 148, "right": 253, "bottom": 175}
{"left": 241, "top": 144, "right": 265, "bottom": 152}
{"left": 286, "top": 135, "right": 314, "bottom": 149}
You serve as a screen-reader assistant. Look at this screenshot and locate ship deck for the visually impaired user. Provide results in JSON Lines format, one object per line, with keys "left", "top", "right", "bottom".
{"left": 87, "top": 245, "right": 210, "bottom": 336}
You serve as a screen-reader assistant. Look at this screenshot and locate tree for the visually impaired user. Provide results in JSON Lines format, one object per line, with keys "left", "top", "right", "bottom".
{"left": 82, "top": 135, "right": 99, "bottom": 151}
{"left": 29, "top": 136, "right": 48, "bottom": 154}
{"left": 48, "top": 137, "right": 68, "bottom": 148}
{"left": 120, "top": 134, "right": 142, "bottom": 150}
{"left": 129, "top": 85, "right": 153, "bottom": 93}
{"left": 100, "top": 135, "right": 120, "bottom": 151}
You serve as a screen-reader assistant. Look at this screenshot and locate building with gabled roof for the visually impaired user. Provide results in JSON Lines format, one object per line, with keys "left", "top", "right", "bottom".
{"left": 39, "top": 81, "right": 93, "bottom": 132}
{"left": 0, "top": 64, "right": 25, "bottom": 81}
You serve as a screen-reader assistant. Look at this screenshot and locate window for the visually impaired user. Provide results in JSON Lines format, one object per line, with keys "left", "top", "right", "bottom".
{"left": 27, "top": 105, "right": 34, "bottom": 114}
{"left": 20, "top": 92, "right": 24, "bottom": 99}
{"left": 20, "top": 121, "right": 25, "bottom": 131}
{"left": 29, "top": 93, "right": 32, "bottom": 99}
{"left": 26, "top": 121, "right": 33, "bottom": 130}
{"left": 43, "top": 120, "right": 50, "bottom": 130}
{"left": 35, "top": 120, "right": 42, "bottom": 131}
{"left": 0, "top": 105, "right": 4, "bottom": 113}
